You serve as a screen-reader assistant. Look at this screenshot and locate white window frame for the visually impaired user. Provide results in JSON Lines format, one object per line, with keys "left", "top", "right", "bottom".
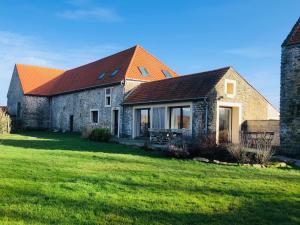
{"left": 224, "top": 79, "right": 237, "bottom": 98}
{"left": 90, "top": 109, "right": 99, "bottom": 124}
{"left": 105, "top": 88, "right": 112, "bottom": 107}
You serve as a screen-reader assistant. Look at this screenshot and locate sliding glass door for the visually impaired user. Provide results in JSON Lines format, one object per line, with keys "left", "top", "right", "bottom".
{"left": 135, "top": 108, "right": 150, "bottom": 137}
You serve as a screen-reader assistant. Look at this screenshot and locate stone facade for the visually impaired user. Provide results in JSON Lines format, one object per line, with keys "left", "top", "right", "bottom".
{"left": 280, "top": 44, "right": 300, "bottom": 155}
{"left": 51, "top": 84, "right": 124, "bottom": 132}
{"left": 7, "top": 68, "right": 50, "bottom": 130}
{"left": 7, "top": 65, "right": 279, "bottom": 143}
{"left": 198, "top": 68, "right": 279, "bottom": 143}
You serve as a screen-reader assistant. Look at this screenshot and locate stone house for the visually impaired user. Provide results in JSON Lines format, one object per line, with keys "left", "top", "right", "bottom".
{"left": 280, "top": 17, "right": 300, "bottom": 156}
{"left": 7, "top": 45, "right": 278, "bottom": 144}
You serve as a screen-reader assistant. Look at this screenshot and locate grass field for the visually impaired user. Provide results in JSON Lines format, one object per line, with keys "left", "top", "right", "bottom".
{"left": 0, "top": 132, "right": 299, "bottom": 225}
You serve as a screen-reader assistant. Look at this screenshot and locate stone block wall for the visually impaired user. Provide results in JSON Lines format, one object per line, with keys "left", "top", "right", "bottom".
{"left": 280, "top": 44, "right": 300, "bottom": 155}
{"left": 50, "top": 85, "right": 124, "bottom": 132}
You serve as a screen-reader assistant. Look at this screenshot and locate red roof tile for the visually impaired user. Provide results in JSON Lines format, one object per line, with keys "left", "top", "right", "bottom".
{"left": 282, "top": 17, "right": 300, "bottom": 47}
{"left": 17, "top": 45, "right": 177, "bottom": 96}
{"left": 123, "top": 67, "right": 230, "bottom": 105}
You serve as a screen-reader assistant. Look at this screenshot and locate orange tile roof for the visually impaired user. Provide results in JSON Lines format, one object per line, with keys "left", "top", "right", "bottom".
{"left": 16, "top": 45, "right": 177, "bottom": 96}
{"left": 16, "top": 64, "right": 64, "bottom": 94}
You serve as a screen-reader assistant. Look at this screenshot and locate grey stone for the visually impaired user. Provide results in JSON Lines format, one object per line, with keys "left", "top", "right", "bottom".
{"left": 193, "top": 157, "right": 210, "bottom": 163}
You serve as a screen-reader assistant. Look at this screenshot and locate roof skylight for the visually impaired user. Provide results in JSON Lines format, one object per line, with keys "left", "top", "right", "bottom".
{"left": 162, "top": 70, "right": 172, "bottom": 78}
{"left": 138, "top": 66, "right": 149, "bottom": 76}
{"left": 111, "top": 68, "right": 119, "bottom": 77}
{"left": 98, "top": 72, "right": 105, "bottom": 80}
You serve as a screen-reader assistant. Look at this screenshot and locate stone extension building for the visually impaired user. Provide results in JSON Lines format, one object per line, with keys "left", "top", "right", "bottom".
{"left": 280, "top": 17, "right": 300, "bottom": 156}
{"left": 7, "top": 45, "right": 279, "bottom": 144}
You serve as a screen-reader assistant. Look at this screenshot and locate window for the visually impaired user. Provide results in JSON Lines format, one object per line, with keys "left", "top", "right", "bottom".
{"left": 98, "top": 72, "right": 105, "bottom": 80}
{"left": 105, "top": 88, "right": 111, "bottom": 107}
{"left": 111, "top": 68, "right": 119, "bottom": 77}
{"left": 138, "top": 66, "right": 149, "bottom": 76}
{"left": 162, "top": 70, "right": 172, "bottom": 78}
{"left": 225, "top": 79, "right": 236, "bottom": 98}
{"left": 170, "top": 106, "right": 191, "bottom": 129}
{"left": 90, "top": 110, "right": 99, "bottom": 124}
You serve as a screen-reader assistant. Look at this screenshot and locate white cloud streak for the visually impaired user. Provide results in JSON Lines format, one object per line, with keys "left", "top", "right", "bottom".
{"left": 57, "top": 7, "right": 122, "bottom": 22}
{"left": 224, "top": 46, "right": 279, "bottom": 59}
{"left": 0, "top": 30, "right": 122, "bottom": 105}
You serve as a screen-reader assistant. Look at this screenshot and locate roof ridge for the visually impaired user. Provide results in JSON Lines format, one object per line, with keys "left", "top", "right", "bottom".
{"left": 137, "top": 46, "right": 178, "bottom": 75}
{"left": 65, "top": 45, "right": 137, "bottom": 72}
{"left": 133, "top": 66, "right": 230, "bottom": 86}
{"left": 16, "top": 63, "right": 64, "bottom": 72}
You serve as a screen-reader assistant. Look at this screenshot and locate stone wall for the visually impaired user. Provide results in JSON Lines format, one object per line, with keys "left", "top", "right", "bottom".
{"left": 280, "top": 44, "right": 300, "bottom": 155}
{"left": 192, "top": 100, "right": 207, "bottom": 139}
{"left": 7, "top": 68, "right": 50, "bottom": 130}
{"left": 22, "top": 96, "right": 50, "bottom": 129}
{"left": 122, "top": 106, "right": 133, "bottom": 138}
{"left": 50, "top": 85, "right": 124, "bottom": 132}
{"left": 7, "top": 68, "right": 23, "bottom": 117}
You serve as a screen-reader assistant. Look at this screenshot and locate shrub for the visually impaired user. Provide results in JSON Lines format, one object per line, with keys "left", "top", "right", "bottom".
{"left": 255, "top": 149, "right": 275, "bottom": 166}
{"left": 89, "top": 128, "right": 112, "bottom": 142}
{"left": 167, "top": 135, "right": 193, "bottom": 158}
{"left": 226, "top": 144, "right": 250, "bottom": 164}
{"left": 0, "top": 109, "right": 11, "bottom": 134}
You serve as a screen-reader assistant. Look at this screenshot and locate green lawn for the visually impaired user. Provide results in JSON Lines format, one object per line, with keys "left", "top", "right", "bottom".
{"left": 0, "top": 132, "right": 299, "bottom": 225}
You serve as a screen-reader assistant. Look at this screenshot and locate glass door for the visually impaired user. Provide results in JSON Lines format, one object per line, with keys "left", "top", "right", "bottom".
{"left": 140, "top": 109, "right": 150, "bottom": 137}
{"left": 219, "top": 107, "right": 232, "bottom": 143}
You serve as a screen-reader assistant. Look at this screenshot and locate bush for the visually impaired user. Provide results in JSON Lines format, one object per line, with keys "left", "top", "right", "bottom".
{"left": 167, "top": 135, "right": 193, "bottom": 158}
{"left": 0, "top": 109, "right": 11, "bottom": 134}
{"left": 89, "top": 128, "right": 112, "bottom": 142}
{"left": 226, "top": 144, "right": 251, "bottom": 164}
{"left": 255, "top": 149, "right": 274, "bottom": 166}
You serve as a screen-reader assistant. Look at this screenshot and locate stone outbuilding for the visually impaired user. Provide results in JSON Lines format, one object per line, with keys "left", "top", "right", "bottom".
{"left": 280, "top": 17, "right": 300, "bottom": 156}
{"left": 7, "top": 45, "right": 279, "bottom": 144}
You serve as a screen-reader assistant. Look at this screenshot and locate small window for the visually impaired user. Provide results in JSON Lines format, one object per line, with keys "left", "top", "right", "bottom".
{"left": 17, "top": 102, "right": 21, "bottom": 118}
{"left": 162, "top": 70, "right": 172, "bottom": 78}
{"left": 98, "top": 72, "right": 105, "bottom": 80}
{"left": 138, "top": 66, "right": 149, "bottom": 76}
{"left": 90, "top": 110, "right": 99, "bottom": 124}
{"left": 105, "top": 88, "right": 111, "bottom": 107}
{"left": 225, "top": 79, "right": 236, "bottom": 98}
{"left": 111, "top": 68, "right": 119, "bottom": 77}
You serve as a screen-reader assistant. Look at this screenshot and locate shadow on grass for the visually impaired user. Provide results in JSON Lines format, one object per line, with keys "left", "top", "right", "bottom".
{"left": 1, "top": 183, "right": 299, "bottom": 225}
{"left": 0, "top": 131, "right": 167, "bottom": 159}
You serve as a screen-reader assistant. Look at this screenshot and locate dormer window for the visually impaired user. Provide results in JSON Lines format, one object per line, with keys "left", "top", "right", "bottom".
{"left": 138, "top": 66, "right": 149, "bottom": 76}
{"left": 162, "top": 70, "right": 172, "bottom": 78}
{"left": 98, "top": 72, "right": 105, "bottom": 80}
{"left": 111, "top": 68, "right": 119, "bottom": 77}
{"left": 225, "top": 79, "right": 236, "bottom": 98}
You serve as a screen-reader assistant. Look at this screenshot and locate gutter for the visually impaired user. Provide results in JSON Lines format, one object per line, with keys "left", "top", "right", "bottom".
{"left": 122, "top": 97, "right": 207, "bottom": 106}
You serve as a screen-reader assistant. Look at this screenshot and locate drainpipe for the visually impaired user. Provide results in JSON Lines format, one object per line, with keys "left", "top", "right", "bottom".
{"left": 204, "top": 97, "right": 208, "bottom": 135}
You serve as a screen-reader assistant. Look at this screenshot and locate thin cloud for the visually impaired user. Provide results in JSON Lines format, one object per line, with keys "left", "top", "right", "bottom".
{"left": 57, "top": 7, "right": 122, "bottom": 22}
{"left": 224, "top": 47, "right": 279, "bottom": 59}
{"left": 0, "top": 30, "right": 122, "bottom": 105}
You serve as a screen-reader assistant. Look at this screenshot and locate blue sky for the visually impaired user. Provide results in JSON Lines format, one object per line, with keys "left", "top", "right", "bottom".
{"left": 0, "top": 0, "right": 299, "bottom": 108}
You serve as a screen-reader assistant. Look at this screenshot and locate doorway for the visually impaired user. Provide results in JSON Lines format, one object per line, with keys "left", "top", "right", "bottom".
{"left": 69, "top": 115, "right": 74, "bottom": 132}
{"left": 219, "top": 107, "right": 232, "bottom": 143}
{"left": 112, "top": 109, "right": 119, "bottom": 136}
